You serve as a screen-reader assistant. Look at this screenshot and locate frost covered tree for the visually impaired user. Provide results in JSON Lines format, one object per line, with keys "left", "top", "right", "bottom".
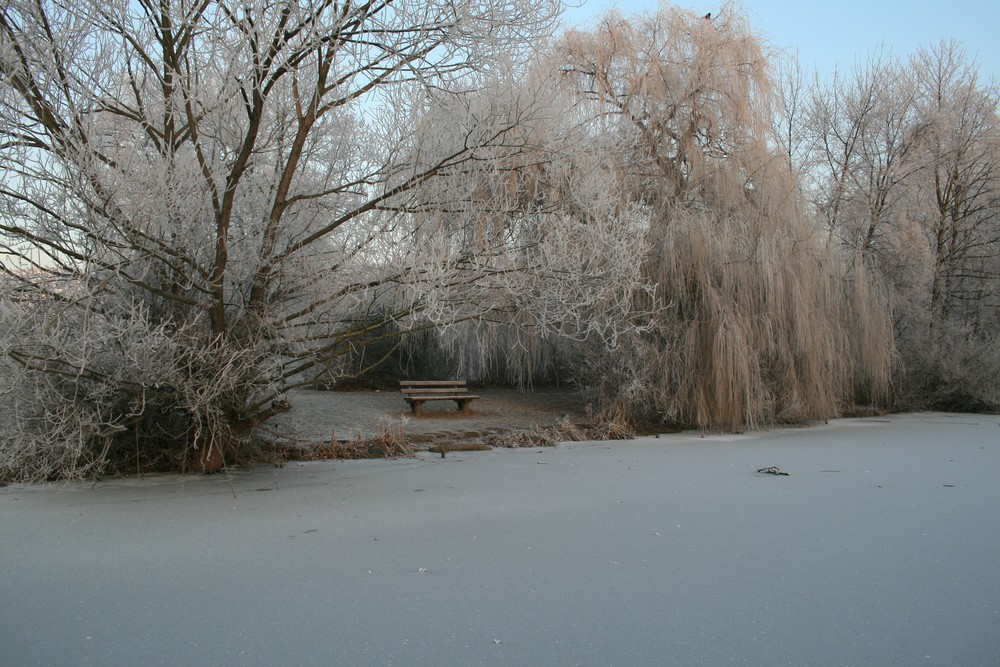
{"left": 0, "top": 0, "right": 657, "bottom": 480}
{"left": 895, "top": 43, "right": 1000, "bottom": 409}
{"left": 550, "top": 3, "right": 893, "bottom": 430}
{"left": 805, "top": 41, "right": 1000, "bottom": 410}
{"left": 910, "top": 42, "right": 1000, "bottom": 330}
{"left": 392, "top": 60, "right": 658, "bottom": 386}
{"left": 807, "top": 50, "right": 923, "bottom": 257}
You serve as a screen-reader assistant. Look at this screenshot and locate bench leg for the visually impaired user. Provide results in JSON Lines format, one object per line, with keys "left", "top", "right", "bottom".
{"left": 456, "top": 399, "right": 471, "bottom": 415}
{"left": 411, "top": 401, "right": 424, "bottom": 417}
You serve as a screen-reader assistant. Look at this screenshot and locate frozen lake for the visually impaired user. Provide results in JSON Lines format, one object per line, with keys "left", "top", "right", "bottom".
{"left": 2, "top": 412, "right": 998, "bottom": 665}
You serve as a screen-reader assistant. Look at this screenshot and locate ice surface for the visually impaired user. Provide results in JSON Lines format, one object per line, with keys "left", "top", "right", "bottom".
{"left": 2, "top": 413, "right": 998, "bottom": 665}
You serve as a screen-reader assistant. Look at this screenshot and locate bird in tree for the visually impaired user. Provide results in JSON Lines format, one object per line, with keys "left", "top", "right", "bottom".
{"left": 704, "top": 12, "right": 712, "bottom": 19}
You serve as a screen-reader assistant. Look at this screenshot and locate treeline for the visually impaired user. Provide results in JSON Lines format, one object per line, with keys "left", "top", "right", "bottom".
{"left": 0, "top": 1, "right": 996, "bottom": 481}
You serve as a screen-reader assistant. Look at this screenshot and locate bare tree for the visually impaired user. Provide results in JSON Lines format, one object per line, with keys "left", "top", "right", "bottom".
{"left": 909, "top": 41, "right": 1000, "bottom": 328}
{"left": 807, "top": 49, "right": 924, "bottom": 257}
{"left": 802, "top": 39, "right": 1000, "bottom": 411}
{"left": 4, "top": 0, "right": 651, "bottom": 479}
{"left": 772, "top": 50, "right": 811, "bottom": 179}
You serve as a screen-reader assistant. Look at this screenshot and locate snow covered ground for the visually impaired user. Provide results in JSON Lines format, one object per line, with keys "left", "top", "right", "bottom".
{"left": 2, "top": 412, "right": 998, "bottom": 666}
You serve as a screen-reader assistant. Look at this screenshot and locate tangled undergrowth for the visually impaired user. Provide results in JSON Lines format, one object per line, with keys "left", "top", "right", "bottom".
{"left": 483, "top": 402, "right": 637, "bottom": 448}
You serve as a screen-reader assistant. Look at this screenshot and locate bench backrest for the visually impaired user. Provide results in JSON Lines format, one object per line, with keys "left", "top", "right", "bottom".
{"left": 399, "top": 380, "right": 469, "bottom": 396}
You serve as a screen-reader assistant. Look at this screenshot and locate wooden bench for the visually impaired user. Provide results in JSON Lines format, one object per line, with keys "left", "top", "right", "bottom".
{"left": 399, "top": 380, "right": 479, "bottom": 417}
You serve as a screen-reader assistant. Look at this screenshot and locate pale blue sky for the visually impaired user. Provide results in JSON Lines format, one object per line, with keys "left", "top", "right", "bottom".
{"left": 560, "top": 1, "right": 1000, "bottom": 82}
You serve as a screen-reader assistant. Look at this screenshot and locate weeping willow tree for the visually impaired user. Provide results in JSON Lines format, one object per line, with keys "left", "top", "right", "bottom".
{"left": 391, "top": 66, "right": 657, "bottom": 387}
{"left": 554, "top": 3, "right": 893, "bottom": 430}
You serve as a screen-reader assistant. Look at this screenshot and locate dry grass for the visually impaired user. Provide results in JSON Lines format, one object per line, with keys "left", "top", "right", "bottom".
{"left": 484, "top": 430, "right": 558, "bottom": 448}
{"left": 576, "top": 402, "right": 636, "bottom": 440}
{"left": 370, "top": 417, "right": 413, "bottom": 458}
{"left": 271, "top": 417, "right": 413, "bottom": 463}
{"left": 484, "top": 401, "right": 636, "bottom": 448}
